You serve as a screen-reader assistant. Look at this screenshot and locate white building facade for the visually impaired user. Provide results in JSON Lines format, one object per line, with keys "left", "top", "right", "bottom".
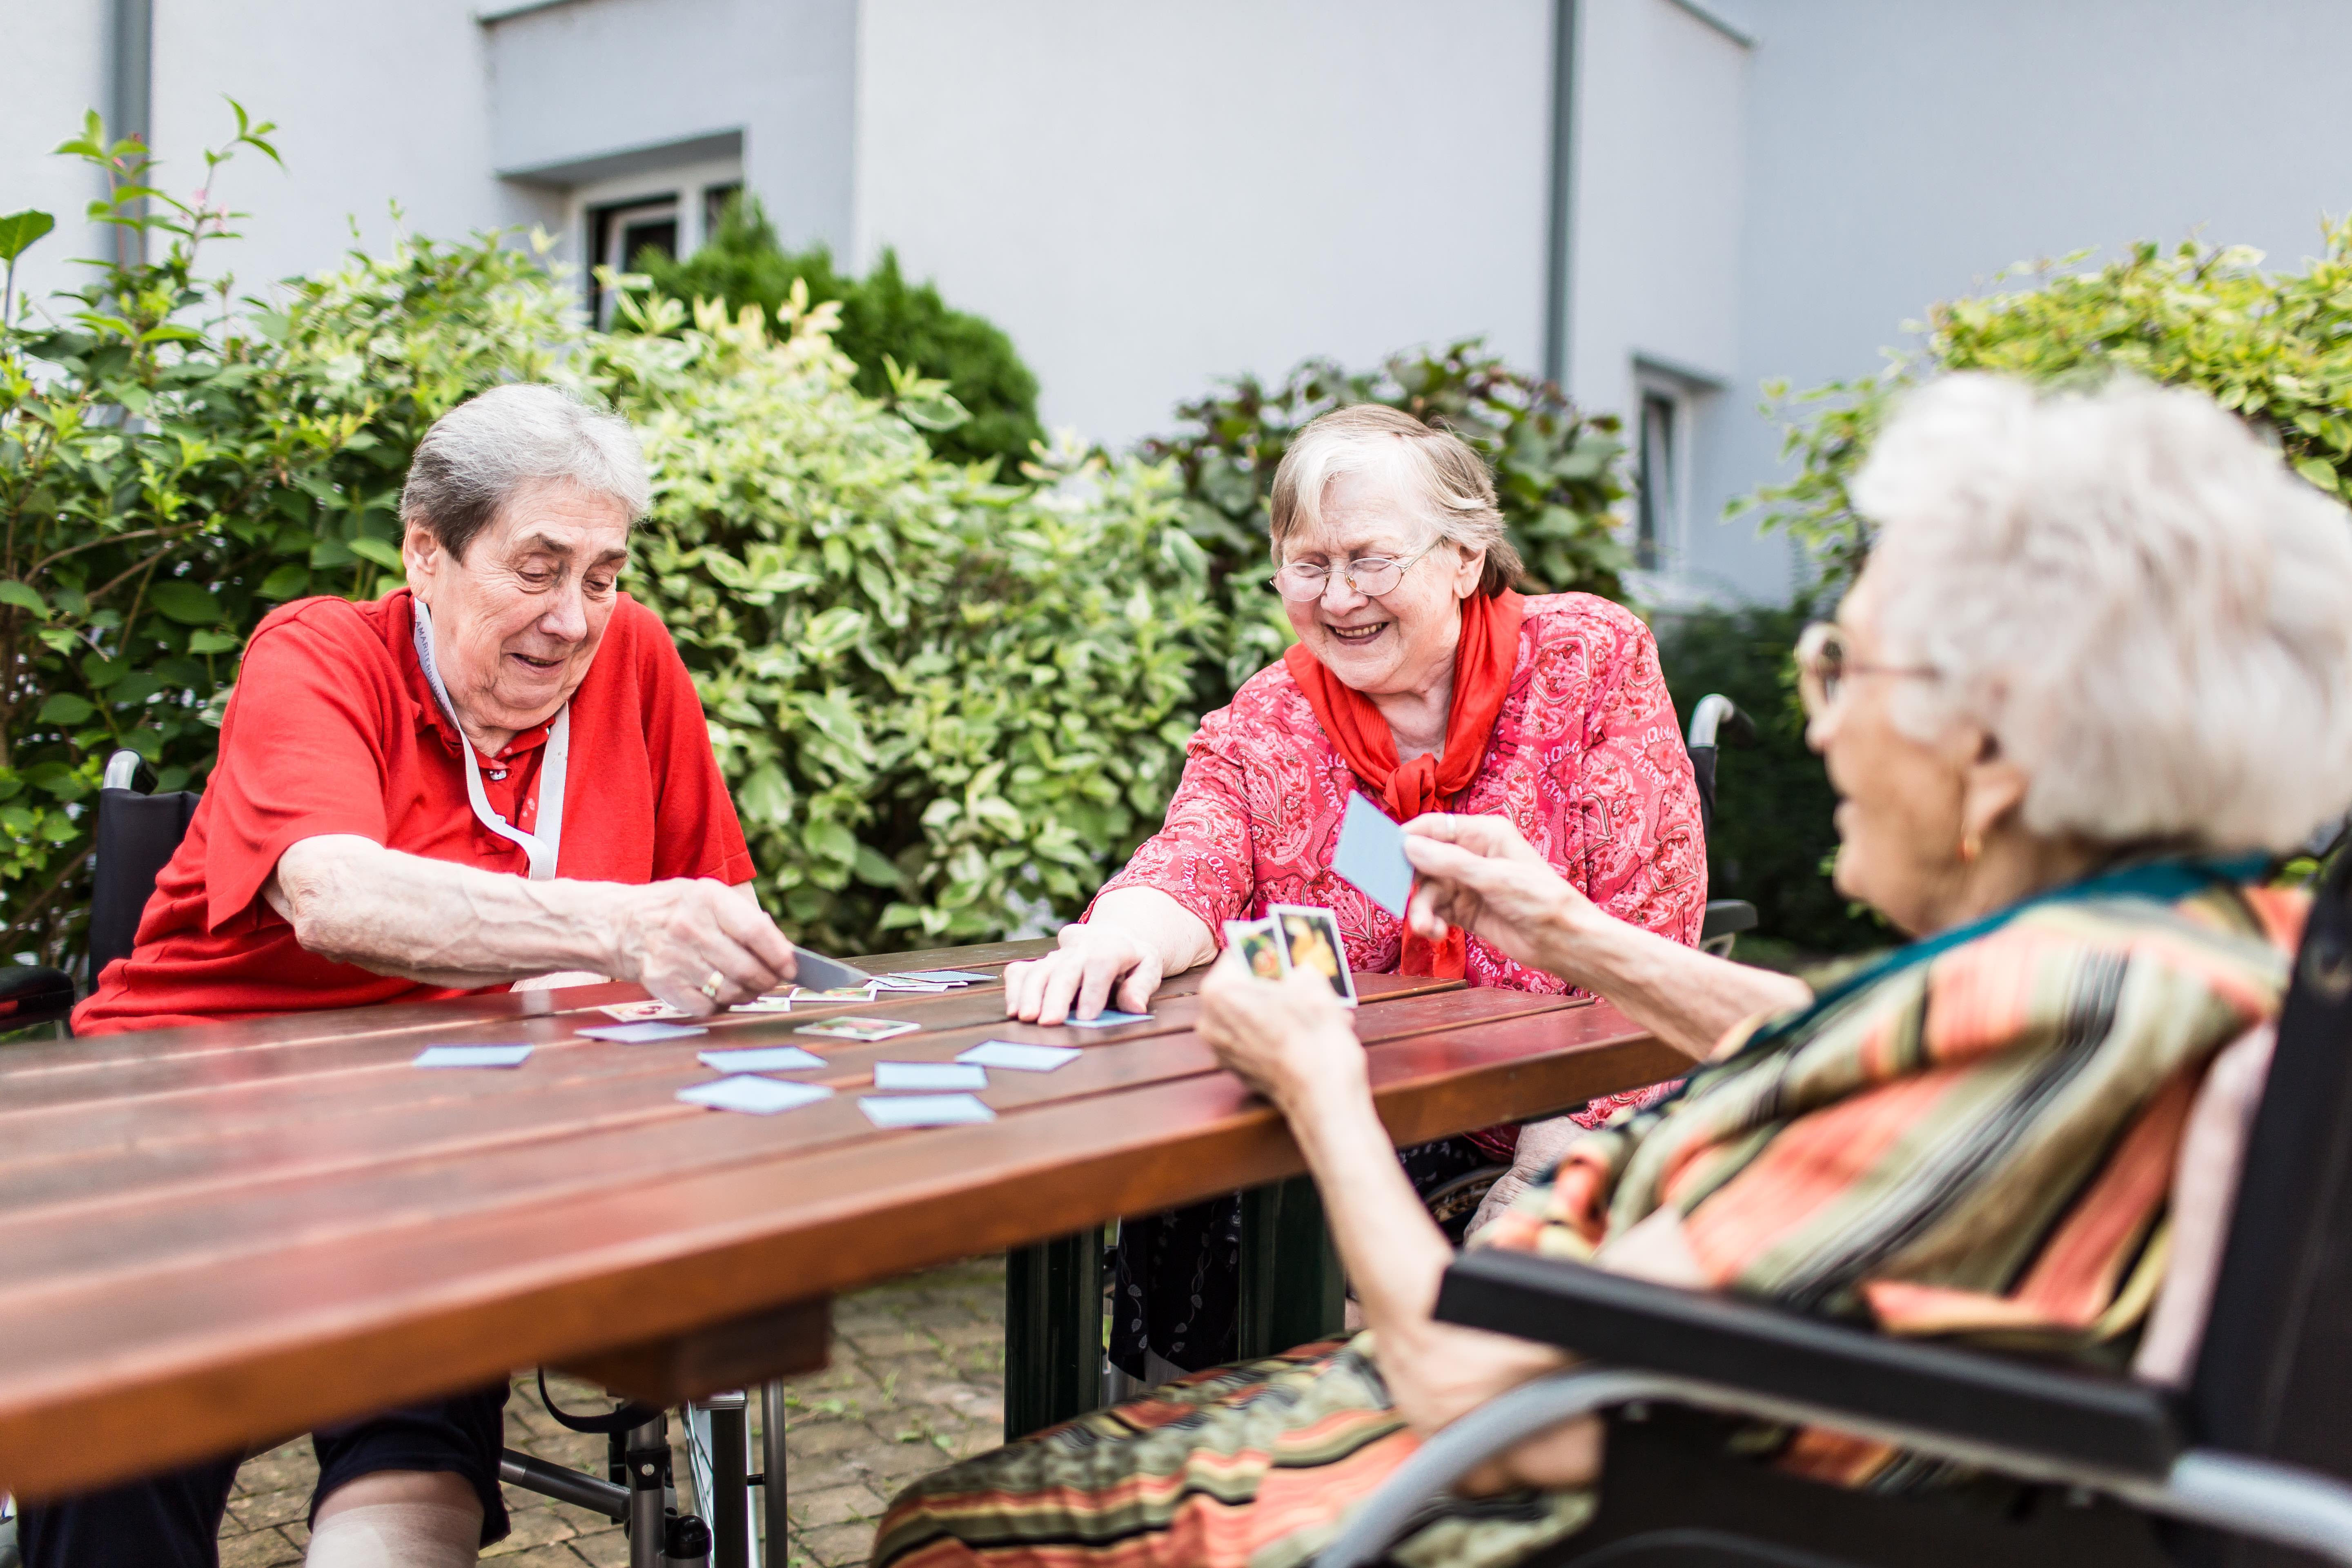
{"left": 6, "top": 0, "right": 2348, "bottom": 601}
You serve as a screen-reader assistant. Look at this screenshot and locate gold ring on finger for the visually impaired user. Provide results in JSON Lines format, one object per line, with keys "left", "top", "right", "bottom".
{"left": 700, "top": 969, "right": 726, "bottom": 1001}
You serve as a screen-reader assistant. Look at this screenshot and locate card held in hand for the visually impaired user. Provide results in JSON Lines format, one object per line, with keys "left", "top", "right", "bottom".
{"left": 1331, "top": 793, "right": 1414, "bottom": 918}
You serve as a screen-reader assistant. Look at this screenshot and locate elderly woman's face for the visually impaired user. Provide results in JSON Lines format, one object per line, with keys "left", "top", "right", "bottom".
{"left": 403, "top": 480, "right": 631, "bottom": 744}
{"left": 1281, "top": 468, "right": 1483, "bottom": 697}
{"left": 1810, "top": 566, "right": 1982, "bottom": 936}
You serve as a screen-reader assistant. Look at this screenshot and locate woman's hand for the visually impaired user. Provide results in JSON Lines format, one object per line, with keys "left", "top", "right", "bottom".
{"left": 1004, "top": 921, "right": 1165, "bottom": 1025}
{"left": 613, "top": 878, "right": 797, "bottom": 1015}
{"left": 1465, "top": 1114, "right": 1582, "bottom": 1237}
{"left": 1196, "top": 949, "right": 1366, "bottom": 1114}
{"left": 1402, "top": 814, "right": 1597, "bottom": 982}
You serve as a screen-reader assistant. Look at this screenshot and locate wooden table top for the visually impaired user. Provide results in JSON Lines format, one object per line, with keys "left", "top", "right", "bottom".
{"left": 0, "top": 942, "right": 1683, "bottom": 1501}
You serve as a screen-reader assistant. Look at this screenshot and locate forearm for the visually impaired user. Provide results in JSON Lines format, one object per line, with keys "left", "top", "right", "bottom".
{"left": 1279, "top": 1072, "right": 1456, "bottom": 1337}
{"left": 1544, "top": 904, "right": 1810, "bottom": 1059}
{"left": 1090, "top": 885, "right": 1218, "bottom": 975}
{"left": 267, "top": 835, "right": 628, "bottom": 986}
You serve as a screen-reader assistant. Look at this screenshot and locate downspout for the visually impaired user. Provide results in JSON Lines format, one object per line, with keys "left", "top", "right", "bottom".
{"left": 1541, "top": 0, "right": 1579, "bottom": 389}
{"left": 106, "top": 0, "right": 154, "bottom": 267}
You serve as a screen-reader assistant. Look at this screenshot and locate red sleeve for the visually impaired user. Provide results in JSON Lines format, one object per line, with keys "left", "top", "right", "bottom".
{"left": 631, "top": 602, "right": 755, "bottom": 884}
{"left": 201, "top": 605, "right": 399, "bottom": 933}
{"left": 1575, "top": 610, "right": 1707, "bottom": 947}
{"left": 1091, "top": 701, "right": 1256, "bottom": 939}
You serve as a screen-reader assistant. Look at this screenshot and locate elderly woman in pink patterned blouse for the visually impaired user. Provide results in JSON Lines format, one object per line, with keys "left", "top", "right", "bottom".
{"left": 1004, "top": 404, "right": 1706, "bottom": 1381}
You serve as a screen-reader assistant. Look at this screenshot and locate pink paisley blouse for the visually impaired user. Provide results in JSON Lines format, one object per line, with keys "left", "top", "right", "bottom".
{"left": 1098, "top": 593, "right": 1707, "bottom": 1011}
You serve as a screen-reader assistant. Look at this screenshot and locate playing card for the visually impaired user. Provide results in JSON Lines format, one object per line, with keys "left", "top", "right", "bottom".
{"left": 1062, "top": 1009, "right": 1155, "bottom": 1029}
{"left": 728, "top": 997, "right": 796, "bottom": 1013}
{"left": 893, "top": 969, "right": 995, "bottom": 985}
{"left": 858, "top": 1093, "right": 996, "bottom": 1127}
{"left": 873, "top": 1060, "right": 989, "bottom": 1090}
{"left": 1332, "top": 793, "right": 1414, "bottom": 918}
{"left": 598, "top": 1000, "right": 690, "bottom": 1022}
{"left": 1224, "top": 918, "right": 1284, "bottom": 982}
{"left": 1268, "top": 903, "right": 1359, "bottom": 1005}
{"left": 677, "top": 1075, "right": 834, "bottom": 1115}
{"left": 956, "top": 1040, "right": 1080, "bottom": 1072}
{"left": 791, "top": 944, "right": 874, "bottom": 991}
{"left": 413, "top": 1044, "right": 533, "bottom": 1068}
{"left": 870, "top": 977, "right": 956, "bottom": 993}
{"left": 697, "top": 1045, "right": 827, "bottom": 1072}
{"left": 791, "top": 985, "right": 878, "bottom": 1002}
{"left": 577, "top": 1021, "right": 709, "bottom": 1043}
{"left": 795, "top": 1016, "right": 922, "bottom": 1042}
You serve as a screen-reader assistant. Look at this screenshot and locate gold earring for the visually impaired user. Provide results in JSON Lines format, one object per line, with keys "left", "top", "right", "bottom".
{"left": 1959, "top": 828, "right": 1982, "bottom": 864}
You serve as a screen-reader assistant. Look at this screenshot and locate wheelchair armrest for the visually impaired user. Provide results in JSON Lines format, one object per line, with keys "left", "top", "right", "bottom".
{"left": 0, "top": 964, "right": 75, "bottom": 1030}
{"left": 1437, "top": 1247, "right": 2183, "bottom": 1476}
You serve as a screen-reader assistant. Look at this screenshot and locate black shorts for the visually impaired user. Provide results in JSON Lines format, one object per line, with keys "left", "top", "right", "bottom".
{"left": 15, "top": 1383, "right": 512, "bottom": 1568}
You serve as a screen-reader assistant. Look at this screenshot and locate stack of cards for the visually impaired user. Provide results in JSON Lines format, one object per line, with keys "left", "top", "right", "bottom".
{"left": 790, "top": 984, "right": 879, "bottom": 1004}
{"left": 1223, "top": 904, "right": 1358, "bottom": 1004}
{"left": 598, "top": 1000, "right": 690, "bottom": 1022}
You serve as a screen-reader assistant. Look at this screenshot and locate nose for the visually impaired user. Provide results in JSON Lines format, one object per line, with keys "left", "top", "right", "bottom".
{"left": 1319, "top": 570, "right": 1370, "bottom": 613}
{"left": 538, "top": 581, "right": 590, "bottom": 643}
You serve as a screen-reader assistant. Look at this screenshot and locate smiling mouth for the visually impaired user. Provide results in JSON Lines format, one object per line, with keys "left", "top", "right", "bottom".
{"left": 1325, "top": 621, "right": 1390, "bottom": 646}
{"left": 508, "top": 651, "right": 564, "bottom": 672}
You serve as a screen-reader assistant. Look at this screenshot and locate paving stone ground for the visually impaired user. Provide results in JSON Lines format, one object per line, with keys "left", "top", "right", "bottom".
{"left": 216, "top": 1256, "right": 1007, "bottom": 1568}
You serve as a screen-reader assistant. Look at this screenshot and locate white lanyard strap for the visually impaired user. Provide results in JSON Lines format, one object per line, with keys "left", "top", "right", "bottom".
{"left": 411, "top": 599, "right": 568, "bottom": 880}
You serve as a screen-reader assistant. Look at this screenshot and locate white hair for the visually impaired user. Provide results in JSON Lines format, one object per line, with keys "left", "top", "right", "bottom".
{"left": 1852, "top": 372, "right": 2352, "bottom": 855}
{"left": 399, "top": 383, "right": 650, "bottom": 559}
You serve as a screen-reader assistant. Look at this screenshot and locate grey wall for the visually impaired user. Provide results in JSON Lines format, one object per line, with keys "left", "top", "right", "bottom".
{"left": 1708, "top": 0, "right": 2352, "bottom": 600}
{"left": 487, "top": 0, "right": 858, "bottom": 256}
{"left": 853, "top": 0, "right": 1557, "bottom": 447}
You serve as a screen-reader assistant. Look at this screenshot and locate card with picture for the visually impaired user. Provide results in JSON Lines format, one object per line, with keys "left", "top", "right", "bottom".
{"left": 1265, "top": 903, "right": 1358, "bottom": 1005}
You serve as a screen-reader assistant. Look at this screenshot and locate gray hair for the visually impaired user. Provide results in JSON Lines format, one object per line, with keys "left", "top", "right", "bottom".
{"left": 1269, "top": 405, "right": 1523, "bottom": 597}
{"left": 1853, "top": 372, "right": 2352, "bottom": 854}
{"left": 399, "top": 383, "right": 650, "bottom": 560}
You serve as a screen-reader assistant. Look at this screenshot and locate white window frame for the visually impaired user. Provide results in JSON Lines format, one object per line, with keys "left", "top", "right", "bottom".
{"left": 566, "top": 154, "right": 744, "bottom": 325}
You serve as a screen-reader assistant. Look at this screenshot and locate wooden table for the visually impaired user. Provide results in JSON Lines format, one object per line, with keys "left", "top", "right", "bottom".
{"left": 0, "top": 942, "right": 1682, "bottom": 1503}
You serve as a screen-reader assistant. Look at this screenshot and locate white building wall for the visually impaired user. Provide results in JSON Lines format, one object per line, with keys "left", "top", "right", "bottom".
{"left": 1566, "top": 0, "right": 1757, "bottom": 597}
{"left": 852, "top": 0, "right": 1557, "bottom": 448}
{"left": 0, "top": 1, "right": 115, "bottom": 318}
{"left": 1714, "top": 0, "right": 2352, "bottom": 601}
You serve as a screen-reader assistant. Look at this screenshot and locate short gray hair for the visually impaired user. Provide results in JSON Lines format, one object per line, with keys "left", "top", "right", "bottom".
{"left": 399, "top": 383, "right": 650, "bottom": 560}
{"left": 1269, "top": 405, "right": 1523, "bottom": 597}
{"left": 1853, "top": 372, "right": 2352, "bottom": 854}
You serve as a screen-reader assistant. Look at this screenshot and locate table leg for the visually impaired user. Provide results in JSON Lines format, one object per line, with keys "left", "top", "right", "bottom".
{"left": 761, "top": 1379, "right": 788, "bottom": 1564}
{"left": 1238, "top": 1176, "right": 1345, "bottom": 1359}
{"left": 1003, "top": 1231, "right": 1104, "bottom": 1440}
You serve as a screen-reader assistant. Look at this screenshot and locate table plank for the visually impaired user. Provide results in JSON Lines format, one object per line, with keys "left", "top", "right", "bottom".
{"left": 0, "top": 992, "right": 1679, "bottom": 1498}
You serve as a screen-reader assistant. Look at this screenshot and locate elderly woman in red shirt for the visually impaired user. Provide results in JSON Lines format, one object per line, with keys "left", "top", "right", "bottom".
{"left": 26, "top": 385, "right": 802, "bottom": 1568}
{"left": 1002, "top": 405, "right": 1706, "bottom": 1385}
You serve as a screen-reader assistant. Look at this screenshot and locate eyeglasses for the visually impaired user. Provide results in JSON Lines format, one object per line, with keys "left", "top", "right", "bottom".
{"left": 1794, "top": 621, "right": 1939, "bottom": 718}
{"left": 1269, "top": 541, "right": 1442, "bottom": 604}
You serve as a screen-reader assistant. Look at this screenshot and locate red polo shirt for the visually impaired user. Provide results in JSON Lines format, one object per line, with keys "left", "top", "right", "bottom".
{"left": 75, "top": 588, "right": 755, "bottom": 1034}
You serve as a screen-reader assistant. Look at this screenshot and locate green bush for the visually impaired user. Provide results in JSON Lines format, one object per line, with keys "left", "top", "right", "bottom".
{"left": 0, "top": 112, "right": 1210, "bottom": 965}
{"left": 1139, "top": 342, "right": 1633, "bottom": 695}
{"left": 636, "top": 196, "right": 1045, "bottom": 475}
{"left": 1744, "top": 219, "right": 2352, "bottom": 586}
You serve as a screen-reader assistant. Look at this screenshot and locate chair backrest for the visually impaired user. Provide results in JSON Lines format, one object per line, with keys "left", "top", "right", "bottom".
{"left": 2188, "top": 852, "right": 2352, "bottom": 1480}
{"left": 86, "top": 779, "right": 199, "bottom": 983}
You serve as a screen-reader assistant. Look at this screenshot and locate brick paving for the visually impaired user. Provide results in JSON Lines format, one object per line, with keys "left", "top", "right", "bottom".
{"left": 215, "top": 1257, "right": 1008, "bottom": 1567}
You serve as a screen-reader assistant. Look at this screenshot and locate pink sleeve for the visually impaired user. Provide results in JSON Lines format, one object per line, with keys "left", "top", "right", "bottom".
{"left": 1091, "top": 703, "right": 1256, "bottom": 940}
{"left": 1575, "top": 616, "right": 1707, "bottom": 947}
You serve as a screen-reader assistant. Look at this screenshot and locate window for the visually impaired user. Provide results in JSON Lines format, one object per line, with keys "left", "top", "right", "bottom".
{"left": 1635, "top": 389, "right": 1678, "bottom": 572}
{"left": 702, "top": 181, "right": 743, "bottom": 237}
{"left": 586, "top": 196, "right": 679, "bottom": 326}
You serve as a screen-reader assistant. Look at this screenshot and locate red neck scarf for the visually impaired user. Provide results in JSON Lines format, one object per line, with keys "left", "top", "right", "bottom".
{"left": 1284, "top": 590, "right": 1526, "bottom": 977}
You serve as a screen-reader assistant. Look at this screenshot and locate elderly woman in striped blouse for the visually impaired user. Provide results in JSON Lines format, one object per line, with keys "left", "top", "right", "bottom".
{"left": 877, "top": 373, "right": 2352, "bottom": 1568}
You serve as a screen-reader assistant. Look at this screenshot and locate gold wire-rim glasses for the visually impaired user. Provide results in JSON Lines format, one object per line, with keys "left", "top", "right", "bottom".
{"left": 1267, "top": 541, "right": 1444, "bottom": 604}
{"left": 1794, "top": 621, "right": 1940, "bottom": 718}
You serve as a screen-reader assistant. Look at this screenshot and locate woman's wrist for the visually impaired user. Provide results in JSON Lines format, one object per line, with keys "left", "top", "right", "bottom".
{"left": 1269, "top": 1023, "right": 1372, "bottom": 1123}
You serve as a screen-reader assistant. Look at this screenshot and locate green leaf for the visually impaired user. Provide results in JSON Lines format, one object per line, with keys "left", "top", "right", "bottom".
{"left": 37, "top": 694, "right": 95, "bottom": 726}
{"left": 347, "top": 536, "right": 404, "bottom": 571}
{"left": 2294, "top": 456, "right": 2341, "bottom": 494}
{"left": 258, "top": 563, "right": 312, "bottom": 600}
{"left": 0, "top": 581, "right": 51, "bottom": 619}
{"left": 147, "top": 581, "right": 226, "bottom": 624}
{"left": 0, "top": 209, "right": 56, "bottom": 264}
{"left": 803, "top": 817, "right": 860, "bottom": 867}
{"left": 187, "top": 628, "right": 243, "bottom": 655}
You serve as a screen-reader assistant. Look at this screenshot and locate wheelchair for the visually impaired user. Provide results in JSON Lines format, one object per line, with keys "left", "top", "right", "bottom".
{"left": 1316, "top": 849, "right": 2352, "bottom": 1568}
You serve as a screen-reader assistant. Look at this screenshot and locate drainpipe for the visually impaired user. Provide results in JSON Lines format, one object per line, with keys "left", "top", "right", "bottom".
{"left": 1541, "top": 0, "right": 1578, "bottom": 390}
{"left": 106, "top": 0, "right": 154, "bottom": 266}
